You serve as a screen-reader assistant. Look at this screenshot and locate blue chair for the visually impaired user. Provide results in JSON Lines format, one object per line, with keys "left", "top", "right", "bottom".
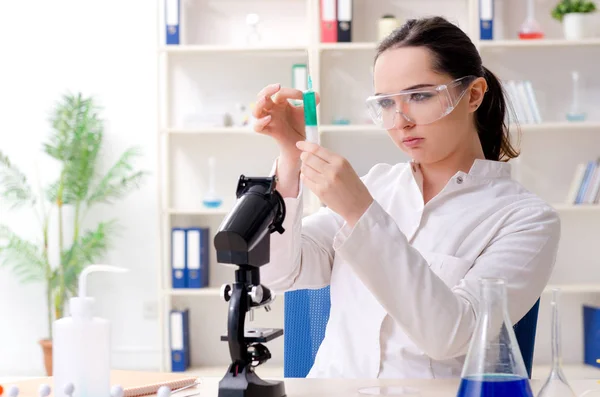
{"left": 283, "top": 287, "right": 540, "bottom": 379}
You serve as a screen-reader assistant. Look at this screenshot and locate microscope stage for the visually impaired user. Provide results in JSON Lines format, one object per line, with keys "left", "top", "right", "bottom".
{"left": 220, "top": 328, "right": 283, "bottom": 343}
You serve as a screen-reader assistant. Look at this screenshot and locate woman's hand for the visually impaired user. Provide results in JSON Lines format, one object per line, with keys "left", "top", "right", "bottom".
{"left": 253, "top": 83, "right": 320, "bottom": 159}
{"left": 296, "top": 141, "right": 374, "bottom": 227}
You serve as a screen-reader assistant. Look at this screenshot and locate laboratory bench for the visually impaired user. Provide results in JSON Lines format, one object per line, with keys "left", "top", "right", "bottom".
{"left": 5, "top": 370, "right": 600, "bottom": 397}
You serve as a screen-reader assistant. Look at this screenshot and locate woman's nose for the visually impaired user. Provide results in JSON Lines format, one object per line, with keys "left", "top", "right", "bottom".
{"left": 392, "top": 110, "right": 414, "bottom": 130}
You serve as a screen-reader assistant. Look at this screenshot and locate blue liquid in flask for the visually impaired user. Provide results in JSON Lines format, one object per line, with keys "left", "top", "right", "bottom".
{"left": 457, "top": 375, "right": 533, "bottom": 397}
{"left": 457, "top": 279, "right": 534, "bottom": 397}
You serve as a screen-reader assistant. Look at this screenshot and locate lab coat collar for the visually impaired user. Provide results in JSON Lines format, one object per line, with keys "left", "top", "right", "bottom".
{"left": 466, "top": 158, "right": 512, "bottom": 178}
{"left": 409, "top": 158, "right": 512, "bottom": 180}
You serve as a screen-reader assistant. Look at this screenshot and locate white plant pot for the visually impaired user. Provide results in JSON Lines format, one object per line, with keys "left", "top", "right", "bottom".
{"left": 563, "top": 13, "right": 595, "bottom": 40}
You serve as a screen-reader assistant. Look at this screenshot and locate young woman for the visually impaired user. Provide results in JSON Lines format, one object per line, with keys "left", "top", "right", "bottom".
{"left": 251, "top": 16, "right": 561, "bottom": 379}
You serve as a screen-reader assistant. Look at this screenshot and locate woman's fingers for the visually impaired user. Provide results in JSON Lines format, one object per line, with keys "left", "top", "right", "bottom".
{"left": 301, "top": 161, "right": 326, "bottom": 183}
{"left": 253, "top": 115, "right": 272, "bottom": 132}
{"left": 252, "top": 95, "right": 276, "bottom": 119}
{"left": 273, "top": 87, "right": 304, "bottom": 104}
{"left": 257, "top": 83, "right": 281, "bottom": 99}
{"left": 300, "top": 151, "right": 328, "bottom": 174}
{"left": 253, "top": 83, "right": 321, "bottom": 119}
{"left": 297, "top": 141, "right": 336, "bottom": 164}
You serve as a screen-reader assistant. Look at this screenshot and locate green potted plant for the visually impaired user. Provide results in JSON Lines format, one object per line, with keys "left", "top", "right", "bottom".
{"left": 0, "top": 93, "right": 148, "bottom": 375}
{"left": 551, "top": 0, "right": 597, "bottom": 39}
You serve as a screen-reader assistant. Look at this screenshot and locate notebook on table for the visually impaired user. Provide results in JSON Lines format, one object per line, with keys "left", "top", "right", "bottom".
{"left": 4, "top": 370, "right": 200, "bottom": 397}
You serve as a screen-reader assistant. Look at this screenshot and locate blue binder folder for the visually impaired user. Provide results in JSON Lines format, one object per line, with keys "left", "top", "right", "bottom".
{"left": 171, "top": 228, "right": 187, "bottom": 288}
{"left": 165, "top": 0, "right": 180, "bottom": 45}
{"left": 170, "top": 309, "right": 190, "bottom": 372}
{"left": 479, "top": 0, "right": 494, "bottom": 40}
{"left": 186, "top": 227, "right": 209, "bottom": 288}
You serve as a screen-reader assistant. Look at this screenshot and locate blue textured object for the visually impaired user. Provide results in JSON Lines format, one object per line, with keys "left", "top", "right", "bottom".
{"left": 582, "top": 304, "right": 600, "bottom": 368}
{"left": 284, "top": 287, "right": 540, "bottom": 379}
{"left": 283, "top": 286, "right": 331, "bottom": 378}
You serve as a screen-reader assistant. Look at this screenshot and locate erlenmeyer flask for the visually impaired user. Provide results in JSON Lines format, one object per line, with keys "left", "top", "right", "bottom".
{"left": 457, "top": 278, "right": 533, "bottom": 397}
{"left": 537, "top": 288, "right": 577, "bottom": 397}
{"left": 519, "top": 0, "right": 544, "bottom": 39}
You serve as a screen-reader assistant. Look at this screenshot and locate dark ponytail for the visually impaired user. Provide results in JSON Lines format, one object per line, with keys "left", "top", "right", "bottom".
{"left": 477, "top": 67, "right": 519, "bottom": 161}
{"left": 375, "top": 17, "right": 520, "bottom": 162}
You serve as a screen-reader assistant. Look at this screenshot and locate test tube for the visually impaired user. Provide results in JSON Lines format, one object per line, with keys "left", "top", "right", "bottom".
{"left": 303, "top": 75, "right": 319, "bottom": 144}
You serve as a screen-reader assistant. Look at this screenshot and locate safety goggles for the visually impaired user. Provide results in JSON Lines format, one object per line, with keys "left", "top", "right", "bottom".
{"left": 365, "top": 75, "right": 476, "bottom": 129}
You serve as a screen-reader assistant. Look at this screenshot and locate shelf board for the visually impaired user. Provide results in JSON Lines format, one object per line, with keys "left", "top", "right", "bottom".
{"left": 479, "top": 38, "right": 600, "bottom": 49}
{"left": 532, "top": 363, "right": 600, "bottom": 379}
{"left": 552, "top": 204, "right": 600, "bottom": 212}
{"left": 319, "top": 122, "right": 600, "bottom": 134}
{"left": 518, "top": 122, "right": 600, "bottom": 131}
{"left": 164, "top": 288, "right": 221, "bottom": 297}
{"left": 166, "top": 127, "right": 257, "bottom": 135}
{"left": 164, "top": 122, "right": 600, "bottom": 137}
{"left": 167, "top": 208, "right": 230, "bottom": 216}
{"left": 160, "top": 44, "right": 307, "bottom": 54}
{"left": 320, "top": 124, "right": 380, "bottom": 133}
{"left": 544, "top": 284, "right": 600, "bottom": 293}
{"left": 318, "top": 42, "right": 377, "bottom": 51}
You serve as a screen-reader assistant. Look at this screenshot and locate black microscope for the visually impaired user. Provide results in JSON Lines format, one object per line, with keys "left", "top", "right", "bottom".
{"left": 213, "top": 175, "right": 287, "bottom": 397}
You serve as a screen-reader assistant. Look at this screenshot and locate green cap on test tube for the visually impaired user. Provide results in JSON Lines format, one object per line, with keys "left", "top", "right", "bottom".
{"left": 303, "top": 76, "right": 317, "bottom": 126}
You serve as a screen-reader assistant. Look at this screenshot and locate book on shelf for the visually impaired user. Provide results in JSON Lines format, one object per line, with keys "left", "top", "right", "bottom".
{"left": 503, "top": 80, "right": 542, "bottom": 125}
{"left": 565, "top": 158, "right": 600, "bottom": 205}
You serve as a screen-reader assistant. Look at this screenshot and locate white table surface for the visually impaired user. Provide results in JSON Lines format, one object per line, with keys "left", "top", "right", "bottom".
{"left": 195, "top": 376, "right": 600, "bottom": 397}
{"left": 5, "top": 370, "right": 600, "bottom": 397}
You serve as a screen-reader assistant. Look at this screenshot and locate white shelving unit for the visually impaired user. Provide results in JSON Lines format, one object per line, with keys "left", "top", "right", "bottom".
{"left": 157, "top": 0, "right": 600, "bottom": 374}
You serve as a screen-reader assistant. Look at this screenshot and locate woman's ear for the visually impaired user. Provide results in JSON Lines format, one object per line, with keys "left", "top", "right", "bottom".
{"left": 468, "top": 77, "right": 488, "bottom": 113}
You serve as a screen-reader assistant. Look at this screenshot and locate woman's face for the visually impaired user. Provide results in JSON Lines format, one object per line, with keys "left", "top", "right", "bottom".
{"left": 372, "top": 46, "right": 486, "bottom": 165}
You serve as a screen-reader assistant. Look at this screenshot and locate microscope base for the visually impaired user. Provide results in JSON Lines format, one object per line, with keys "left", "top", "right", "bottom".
{"left": 218, "top": 363, "right": 286, "bottom": 397}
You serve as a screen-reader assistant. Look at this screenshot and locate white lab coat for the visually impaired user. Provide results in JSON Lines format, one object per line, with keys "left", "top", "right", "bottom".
{"left": 261, "top": 158, "right": 561, "bottom": 379}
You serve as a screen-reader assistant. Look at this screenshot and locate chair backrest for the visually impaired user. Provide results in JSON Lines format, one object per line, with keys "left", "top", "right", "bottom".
{"left": 514, "top": 298, "right": 540, "bottom": 379}
{"left": 283, "top": 286, "right": 331, "bottom": 378}
{"left": 283, "top": 287, "right": 540, "bottom": 379}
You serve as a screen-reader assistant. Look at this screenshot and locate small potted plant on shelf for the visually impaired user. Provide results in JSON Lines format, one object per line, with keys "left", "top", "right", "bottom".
{"left": 552, "top": 0, "right": 598, "bottom": 40}
{"left": 0, "top": 93, "right": 148, "bottom": 375}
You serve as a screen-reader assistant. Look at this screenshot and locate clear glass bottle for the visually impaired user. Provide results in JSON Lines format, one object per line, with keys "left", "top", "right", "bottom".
{"left": 202, "top": 156, "right": 223, "bottom": 208}
{"left": 566, "top": 71, "right": 587, "bottom": 122}
{"left": 245, "top": 13, "right": 261, "bottom": 46}
{"left": 537, "top": 288, "right": 577, "bottom": 397}
{"left": 457, "top": 278, "right": 533, "bottom": 397}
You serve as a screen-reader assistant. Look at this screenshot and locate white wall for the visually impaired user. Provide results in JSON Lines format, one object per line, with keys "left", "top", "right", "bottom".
{"left": 0, "top": 1, "right": 159, "bottom": 375}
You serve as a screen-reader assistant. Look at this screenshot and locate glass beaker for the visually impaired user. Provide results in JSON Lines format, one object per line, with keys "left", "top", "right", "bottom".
{"left": 537, "top": 288, "right": 577, "bottom": 397}
{"left": 457, "top": 278, "right": 533, "bottom": 397}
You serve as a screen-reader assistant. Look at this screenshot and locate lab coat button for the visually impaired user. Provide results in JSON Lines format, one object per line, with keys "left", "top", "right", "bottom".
{"left": 456, "top": 176, "right": 464, "bottom": 184}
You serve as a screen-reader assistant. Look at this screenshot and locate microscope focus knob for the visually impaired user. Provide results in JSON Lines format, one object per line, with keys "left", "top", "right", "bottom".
{"left": 221, "top": 284, "right": 232, "bottom": 302}
{"left": 249, "top": 285, "right": 264, "bottom": 304}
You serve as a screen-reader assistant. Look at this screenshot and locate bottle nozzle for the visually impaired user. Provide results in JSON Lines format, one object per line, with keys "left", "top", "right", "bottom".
{"left": 308, "top": 75, "right": 313, "bottom": 91}
{"left": 78, "top": 264, "right": 129, "bottom": 298}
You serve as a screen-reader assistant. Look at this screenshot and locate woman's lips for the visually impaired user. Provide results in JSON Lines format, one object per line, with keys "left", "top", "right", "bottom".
{"left": 402, "top": 137, "right": 424, "bottom": 148}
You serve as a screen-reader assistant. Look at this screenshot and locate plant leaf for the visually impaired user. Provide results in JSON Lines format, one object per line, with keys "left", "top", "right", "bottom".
{"left": 61, "top": 220, "right": 119, "bottom": 296}
{"left": 0, "top": 225, "right": 47, "bottom": 284}
{"left": 0, "top": 151, "right": 36, "bottom": 209}
{"left": 43, "top": 93, "right": 103, "bottom": 205}
{"left": 87, "top": 147, "right": 148, "bottom": 206}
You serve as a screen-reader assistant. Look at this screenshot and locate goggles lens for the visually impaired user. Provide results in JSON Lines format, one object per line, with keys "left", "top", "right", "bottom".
{"left": 366, "top": 76, "right": 475, "bottom": 129}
